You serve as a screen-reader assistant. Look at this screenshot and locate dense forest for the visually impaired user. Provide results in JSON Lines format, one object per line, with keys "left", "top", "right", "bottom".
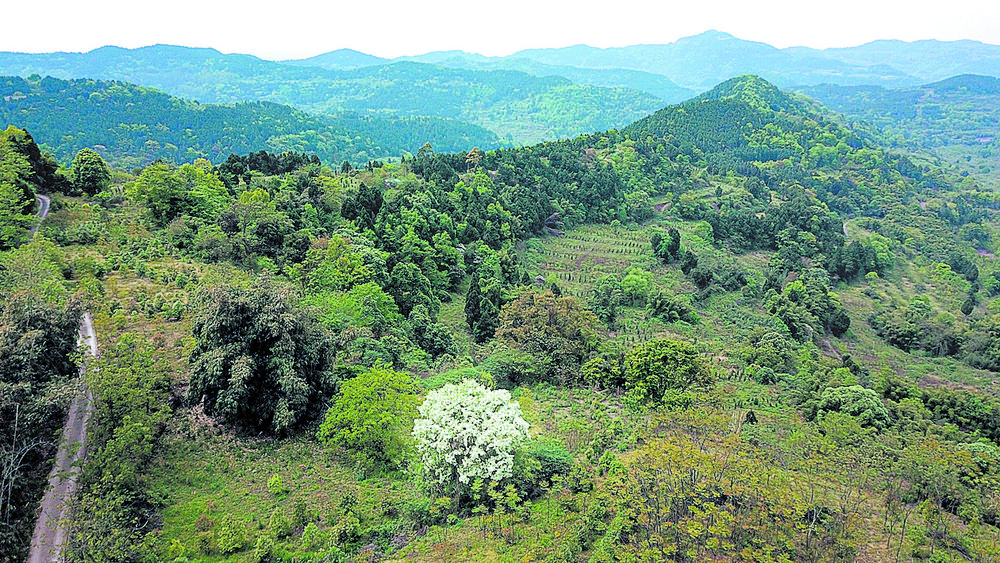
{"left": 2, "top": 71, "right": 1000, "bottom": 563}
{"left": 0, "top": 76, "right": 501, "bottom": 168}
{"left": 0, "top": 48, "right": 663, "bottom": 145}
{"left": 800, "top": 74, "right": 1000, "bottom": 189}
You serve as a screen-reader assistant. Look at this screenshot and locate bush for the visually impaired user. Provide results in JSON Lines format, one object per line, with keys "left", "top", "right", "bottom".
{"left": 494, "top": 291, "right": 601, "bottom": 384}
{"left": 214, "top": 514, "right": 248, "bottom": 554}
{"left": 624, "top": 338, "right": 713, "bottom": 404}
{"left": 818, "top": 385, "right": 891, "bottom": 429}
{"left": 317, "top": 363, "right": 419, "bottom": 468}
{"left": 267, "top": 474, "right": 284, "bottom": 497}
{"left": 268, "top": 508, "right": 291, "bottom": 539}
{"left": 525, "top": 440, "right": 573, "bottom": 486}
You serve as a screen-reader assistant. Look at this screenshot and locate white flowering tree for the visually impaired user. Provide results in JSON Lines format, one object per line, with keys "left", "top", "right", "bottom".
{"left": 412, "top": 379, "right": 529, "bottom": 500}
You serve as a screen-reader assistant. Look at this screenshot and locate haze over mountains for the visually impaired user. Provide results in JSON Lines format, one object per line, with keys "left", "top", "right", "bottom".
{"left": 286, "top": 30, "right": 1000, "bottom": 89}
{"left": 5, "top": 30, "right": 1000, "bottom": 103}
{"left": 2, "top": 29, "right": 999, "bottom": 168}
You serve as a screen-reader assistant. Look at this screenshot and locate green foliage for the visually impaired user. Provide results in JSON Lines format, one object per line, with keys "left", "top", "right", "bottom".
{"left": 646, "top": 290, "right": 698, "bottom": 324}
{"left": 522, "top": 440, "right": 573, "bottom": 487}
{"left": 870, "top": 295, "right": 961, "bottom": 357}
{"left": 267, "top": 474, "right": 284, "bottom": 497}
{"left": 317, "top": 363, "right": 419, "bottom": 467}
{"left": 599, "top": 425, "right": 863, "bottom": 562}
{"left": 69, "top": 148, "right": 111, "bottom": 195}
{"left": 0, "top": 293, "right": 81, "bottom": 560}
{"left": 624, "top": 338, "right": 713, "bottom": 403}
{"left": 479, "top": 348, "right": 547, "bottom": 389}
{"left": 589, "top": 275, "right": 623, "bottom": 326}
{"left": 619, "top": 267, "right": 653, "bottom": 305}
{"left": 738, "top": 327, "right": 796, "bottom": 375}
{"left": 580, "top": 355, "right": 626, "bottom": 389}
{"left": 767, "top": 268, "right": 848, "bottom": 342}
{"left": 187, "top": 281, "right": 334, "bottom": 434}
{"left": 70, "top": 333, "right": 171, "bottom": 562}
{"left": 494, "top": 291, "right": 601, "bottom": 385}
{"left": 127, "top": 161, "right": 229, "bottom": 226}
{"left": 818, "top": 385, "right": 892, "bottom": 429}
{"left": 8, "top": 68, "right": 1000, "bottom": 563}
{"left": 0, "top": 76, "right": 501, "bottom": 167}
{"left": 0, "top": 126, "right": 42, "bottom": 249}
{"left": 651, "top": 226, "right": 681, "bottom": 262}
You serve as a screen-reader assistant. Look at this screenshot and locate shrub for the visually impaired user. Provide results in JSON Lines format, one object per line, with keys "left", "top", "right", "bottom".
{"left": 818, "top": 385, "right": 891, "bottom": 429}
{"left": 624, "top": 338, "right": 713, "bottom": 404}
{"left": 267, "top": 474, "right": 284, "bottom": 497}
{"left": 214, "top": 514, "right": 248, "bottom": 554}
{"left": 317, "top": 363, "right": 419, "bottom": 468}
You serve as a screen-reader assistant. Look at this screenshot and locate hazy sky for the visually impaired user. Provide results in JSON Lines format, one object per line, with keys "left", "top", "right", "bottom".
{"left": 6, "top": 0, "right": 1000, "bottom": 60}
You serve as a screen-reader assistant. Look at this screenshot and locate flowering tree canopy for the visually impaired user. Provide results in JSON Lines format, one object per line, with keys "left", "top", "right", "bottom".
{"left": 412, "top": 379, "right": 529, "bottom": 494}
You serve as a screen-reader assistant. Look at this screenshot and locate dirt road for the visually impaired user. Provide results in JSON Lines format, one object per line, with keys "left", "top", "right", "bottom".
{"left": 26, "top": 194, "right": 99, "bottom": 563}
{"left": 26, "top": 314, "right": 97, "bottom": 563}
{"left": 29, "top": 195, "right": 50, "bottom": 236}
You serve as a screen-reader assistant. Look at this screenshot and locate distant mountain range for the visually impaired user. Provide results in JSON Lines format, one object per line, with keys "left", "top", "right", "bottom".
{"left": 2, "top": 30, "right": 998, "bottom": 150}
{"left": 0, "top": 46, "right": 664, "bottom": 146}
{"left": 283, "top": 30, "right": 1000, "bottom": 90}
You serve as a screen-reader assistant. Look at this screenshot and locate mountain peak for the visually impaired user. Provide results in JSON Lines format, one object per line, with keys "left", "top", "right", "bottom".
{"left": 692, "top": 30, "right": 737, "bottom": 41}
{"left": 693, "top": 74, "right": 795, "bottom": 111}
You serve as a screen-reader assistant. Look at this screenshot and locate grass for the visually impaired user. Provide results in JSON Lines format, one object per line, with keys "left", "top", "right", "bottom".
{"left": 149, "top": 431, "right": 427, "bottom": 562}
{"left": 65, "top": 196, "right": 1000, "bottom": 562}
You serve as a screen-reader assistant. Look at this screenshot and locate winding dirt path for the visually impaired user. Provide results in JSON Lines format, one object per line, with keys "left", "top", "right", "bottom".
{"left": 26, "top": 194, "right": 98, "bottom": 563}
{"left": 29, "top": 195, "right": 50, "bottom": 236}
{"left": 27, "top": 316, "right": 97, "bottom": 563}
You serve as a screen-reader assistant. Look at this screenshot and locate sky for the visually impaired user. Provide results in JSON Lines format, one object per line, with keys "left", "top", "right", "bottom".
{"left": 5, "top": 0, "right": 1000, "bottom": 60}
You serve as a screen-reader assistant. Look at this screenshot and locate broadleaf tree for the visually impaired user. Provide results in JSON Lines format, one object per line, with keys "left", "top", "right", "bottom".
{"left": 187, "top": 281, "right": 334, "bottom": 434}
{"left": 412, "top": 379, "right": 529, "bottom": 502}
{"left": 317, "top": 363, "right": 419, "bottom": 467}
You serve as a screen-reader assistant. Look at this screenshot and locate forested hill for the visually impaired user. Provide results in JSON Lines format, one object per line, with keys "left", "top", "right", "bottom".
{"left": 0, "top": 75, "right": 500, "bottom": 168}
{"left": 799, "top": 74, "right": 1000, "bottom": 189}
{"left": 378, "top": 54, "right": 695, "bottom": 103}
{"left": 0, "top": 46, "right": 663, "bottom": 145}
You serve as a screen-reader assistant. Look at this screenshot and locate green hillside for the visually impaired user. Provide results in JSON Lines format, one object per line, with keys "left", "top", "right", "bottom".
{"left": 387, "top": 54, "right": 694, "bottom": 103}
{"left": 800, "top": 74, "right": 1000, "bottom": 189}
{"left": 0, "top": 46, "right": 664, "bottom": 145}
{"left": 2, "top": 74, "right": 1000, "bottom": 563}
{"left": 0, "top": 75, "right": 500, "bottom": 168}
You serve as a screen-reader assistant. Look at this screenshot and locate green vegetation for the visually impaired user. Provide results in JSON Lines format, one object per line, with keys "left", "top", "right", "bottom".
{"left": 187, "top": 281, "right": 335, "bottom": 435}
{"left": 0, "top": 51, "right": 663, "bottom": 146}
{"left": 801, "top": 75, "right": 1000, "bottom": 190}
{"left": 317, "top": 364, "right": 419, "bottom": 468}
{"left": 0, "top": 76, "right": 501, "bottom": 168}
{"left": 2, "top": 71, "right": 1000, "bottom": 563}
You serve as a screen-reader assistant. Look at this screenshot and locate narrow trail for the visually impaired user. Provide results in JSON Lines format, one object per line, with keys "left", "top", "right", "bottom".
{"left": 26, "top": 315, "right": 97, "bottom": 563}
{"left": 29, "top": 195, "right": 50, "bottom": 236}
{"left": 26, "top": 194, "right": 99, "bottom": 563}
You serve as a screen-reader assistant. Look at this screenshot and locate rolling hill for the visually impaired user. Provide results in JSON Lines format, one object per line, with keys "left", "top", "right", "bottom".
{"left": 0, "top": 46, "right": 664, "bottom": 145}
{"left": 0, "top": 75, "right": 501, "bottom": 167}
{"left": 800, "top": 74, "right": 1000, "bottom": 188}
